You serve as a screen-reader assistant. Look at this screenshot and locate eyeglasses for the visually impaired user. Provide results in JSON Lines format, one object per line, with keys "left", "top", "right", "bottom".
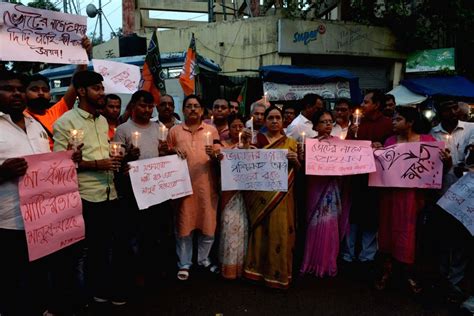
{"left": 318, "top": 120, "right": 333, "bottom": 125}
{"left": 184, "top": 104, "right": 201, "bottom": 110}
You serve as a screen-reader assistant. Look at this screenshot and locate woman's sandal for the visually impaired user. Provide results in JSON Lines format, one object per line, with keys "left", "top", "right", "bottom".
{"left": 177, "top": 269, "right": 189, "bottom": 281}
{"left": 407, "top": 278, "right": 423, "bottom": 295}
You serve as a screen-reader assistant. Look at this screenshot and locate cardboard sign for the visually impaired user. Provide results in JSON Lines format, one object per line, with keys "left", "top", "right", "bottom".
{"left": 437, "top": 172, "right": 474, "bottom": 236}
{"left": 19, "top": 151, "right": 84, "bottom": 261}
{"left": 305, "top": 138, "right": 376, "bottom": 176}
{"left": 369, "top": 141, "right": 444, "bottom": 188}
{"left": 128, "top": 155, "right": 193, "bottom": 210}
{"left": 92, "top": 59, "right": 140, "bottom": 94}
{"left": 0, "top": 3, "right": 88, "bottom": 64}
{"left": 220, "top": 149, "right": 288, "bottom": 192}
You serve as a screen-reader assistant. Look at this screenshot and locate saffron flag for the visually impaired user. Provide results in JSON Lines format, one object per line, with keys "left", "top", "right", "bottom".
{"left": 179, "top": 33, "right": 198, "bottom": 96}
{"left": 140, "top": 30, "right": 166, "bottom": 104}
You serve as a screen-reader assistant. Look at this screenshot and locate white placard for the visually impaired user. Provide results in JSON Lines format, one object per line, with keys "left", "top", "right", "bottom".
{"left": 92, "top": 59, "right": 140, "bottom": 94}
{"left": 128, "top": 155, "right": 193, "bottom": 210}
{"left": 0, "top": 3, "right": 88, "bottom": 64}
{"left": 437, "top": 172, "right": 474, "bottom": 236}
{"left": 220, "top": 149, "right": 288, "bottom": 192}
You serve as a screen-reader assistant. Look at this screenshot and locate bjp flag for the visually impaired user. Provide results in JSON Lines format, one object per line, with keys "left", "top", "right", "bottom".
{"left": 179, "top": 33, "right": 198, "bottom": 96}
{"left": 140, "top": 30, "right": 166, "bottom": 104}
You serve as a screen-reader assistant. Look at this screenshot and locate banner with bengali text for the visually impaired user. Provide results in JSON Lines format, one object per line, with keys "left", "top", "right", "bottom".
{"left": 305, "top": 138, "right": 376, "bottom": 176}
{"left": 19, "top": 151, "right": 84, "bottom": 261}
{"left": 437, "top": 172, "right": 474, "bottom": 235}
{"left": 369, "top": 141, "right": 444, "bottom": 188}
{"left": 92, "top": 59, "right": 140, "bottom": 94}
{"left": 220, "top": 149, "right": 288, "bottom": 192}
{"left": 0, "top": 3, "right": 88, "bottom": 64}
{"left": 128, "top": 155, "right": 193, "bottom": 210}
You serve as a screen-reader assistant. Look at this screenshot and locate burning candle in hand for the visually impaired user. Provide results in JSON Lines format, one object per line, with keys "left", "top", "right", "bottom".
{"left": 160, "top": 125, "right": 168, "bottom": 141}
{"left": 205, "top": 131, "right": 212, "bottom": 146}
{"left": 132, "top": 131, "right": 141, "bottom": 147}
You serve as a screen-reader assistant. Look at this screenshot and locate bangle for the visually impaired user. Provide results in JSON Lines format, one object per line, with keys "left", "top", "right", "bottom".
{"left": 94, "top": 160, "right": 98, "bottom": 169}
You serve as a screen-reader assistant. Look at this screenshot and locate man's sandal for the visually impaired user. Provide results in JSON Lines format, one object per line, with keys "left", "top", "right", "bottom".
{"left": 177, "top": 269, "right": 189, "bottom": 281}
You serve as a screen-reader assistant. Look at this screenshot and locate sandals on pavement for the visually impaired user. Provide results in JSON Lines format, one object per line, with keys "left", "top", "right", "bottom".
{"left": 177, "top": 269, "right": 189, "bottom": 281}
{"left": 204, "top": 263, "right": 220, "bottom": 274}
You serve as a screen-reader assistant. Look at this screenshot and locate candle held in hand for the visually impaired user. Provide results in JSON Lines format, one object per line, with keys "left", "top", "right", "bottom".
{"left": 132, "top": 131, "right": 141, "bottom": 147}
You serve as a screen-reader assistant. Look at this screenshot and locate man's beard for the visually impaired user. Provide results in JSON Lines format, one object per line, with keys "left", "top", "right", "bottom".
{"left": 27, "top": 97, "right": 52, "bottom": 111}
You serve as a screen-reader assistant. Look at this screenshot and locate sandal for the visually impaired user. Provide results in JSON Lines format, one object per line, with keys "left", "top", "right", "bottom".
{"left": 374, "top": 260, "right": 392, "bottom": 291}
{"left": 204, "top": 263, "right": 220, "bottom": 274}
{"left": 407, "top": 278, "right": 422, "bottom": 295}
{"left": 177, "top": 269, "right": 189, "bottom": 281}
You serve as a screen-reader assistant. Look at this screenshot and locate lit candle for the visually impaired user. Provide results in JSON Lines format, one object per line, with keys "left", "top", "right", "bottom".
{"left": 68, "top": 129, "right": 84, "bottom": 149}
{"left": 109, "top": 142, "right": 122, "bottom": 157}
{"left": 160, "top": 125, "right": 168, "bottom": 141}
{"left": 250, "top": 117, "right": 254, "bottom": 143}
{"left": 300, "top": 131, "right": 306, "bottom": 145}
{"left": 445, "top": 134, "right": 451, "bottom": 147}
{"left": 132, "top": 131, "right": 141, "bottom": 147}
{"left": 353, "top": 109, "right": 361, "bottom": 138}
{"left": 238, "top": 132, "right": 243, "bottom": 147}
{"left": 210, "top": 115, "right": 214, "bottom": 125}
{"left": 263, "top": 93, "right": 268, "bottom": 105}
{"left": 205, "top": 131, "right": 212, "bottom": 146}
{"left": 340, "top": 134, "right": 344, "bottom": 140}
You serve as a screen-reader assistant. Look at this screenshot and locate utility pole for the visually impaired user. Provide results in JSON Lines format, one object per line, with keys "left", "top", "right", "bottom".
{"left": 63, "top": 0, "right": 68, "bottom": 13}
{"left": 99, "top": 0, "right": 103, "bottom": 42}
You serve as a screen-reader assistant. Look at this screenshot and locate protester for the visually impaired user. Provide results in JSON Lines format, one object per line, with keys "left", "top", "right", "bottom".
{"left": 243, "top": 106, "right": 300, "bottom": 289}
{"left": 217, "top": 114, "right": 250, "bottom": 279}
{"left": 229, "top": 100, "right": 240, "bottom": 115}
{"left": 341, "top": 89, "right": 393, "bottom": 273}
{"left": 375, "top": 106, "right": 451, "bottom": 294}
{"left": 286, "top": 93, "right": 324, "bottom": 141}
{"left": 101, "top": 94, "right": 122, "bottom": 140}
{"left": 53, "top": 70, "right": 124, "bottom": 305}
{"left": 299, "top": 110, "right": 351, "bottom": 277}
{"left": 245, "top": 101, "right": 266, "bottom": 134}
{"left": 207, "top": 98, "right": 231, "bottom": 141}
{"left": 283, "top": 104, "right": 298, "bottom": 128}
{"left": 383, "top": 94, "right": 396, "bottom": 118}
{"left": 430, "top": 99, "right": 474, "bottom": 302}
{"left": 152, "top": 94, "right": 181, "bottom": 128}
{"left": 167, "top": 94, "right": 221, "bottom": 281}
{"left": 24, "top": 37, "right": 92, "bottom": 149}
{"left": 330, "top": 98, "right": 353, "bottom": 140}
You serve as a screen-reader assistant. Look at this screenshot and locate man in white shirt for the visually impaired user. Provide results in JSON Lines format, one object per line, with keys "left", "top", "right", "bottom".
{"left": 286, "top": 93, "right": 325, "bottom": 141}
{"left": 0, "top": 70, "right": 51, "bottom": 315}
{"left": 330, "top": 98, "right": 353, "bottom": 140}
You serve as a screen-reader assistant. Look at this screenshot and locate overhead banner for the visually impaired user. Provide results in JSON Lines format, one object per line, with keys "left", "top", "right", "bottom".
{"left": 263, "top": 81, "right": 350, "bottom": 101}
{"left": 437, "top": 172, "right": 474, "bottom": 236}
{"left": 406, "top": 48, "right": 455, "bottom": 73}
{"left": 220, "top": 149, "right": 288, "bottom": 192}
{"left": 128, "top": 155, "right": 193, "bottom": 210}
{"left": 93, "top": 59, "right": 140, "bottom": 94}
{"left": 369, "top": 141, "right": 445, "bottom": 189}
{"left": 18, "top": 151, "right": 84, "bottom": 261}
{"left": 0, "top": 3, "right": 88, "bottom": 64}
{"left": 305, "top": 138, "right": 376, "bottom": 176}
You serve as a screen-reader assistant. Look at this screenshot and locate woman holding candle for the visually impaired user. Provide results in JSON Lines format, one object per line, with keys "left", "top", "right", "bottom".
{"left": 217, "top": 114, "right": 251, "bottom": 279}
{"left": 299, "top": 110, "right": 351, "bottom": 277}
{"left": 375, "top": 106, "right": 451, "bottom": 294}
{"left": 167, "top": 94, "right": 221, "bottom": 281}
{"left": 243, "top": 106, "right": 300, "bottom": 289}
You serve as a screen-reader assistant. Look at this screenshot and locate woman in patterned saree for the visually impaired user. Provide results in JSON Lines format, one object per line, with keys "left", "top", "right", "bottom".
{"left": 219, "top": 114, "right": 249, "bottom": 279}
{"left": 243, "top": 106, "right": 301, "bottom": 289}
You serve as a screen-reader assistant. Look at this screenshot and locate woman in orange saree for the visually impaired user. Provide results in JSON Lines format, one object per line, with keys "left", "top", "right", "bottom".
{"left": 243, "top": 106, "right": 300, "bottom": 289}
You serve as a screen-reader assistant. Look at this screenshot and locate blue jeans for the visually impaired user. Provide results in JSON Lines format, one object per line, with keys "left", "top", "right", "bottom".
{"left": 176, "top": 231, "right": 214, "bottom": 269}
{"left": 341, "top": 224, "right": 377, "bottom": 262}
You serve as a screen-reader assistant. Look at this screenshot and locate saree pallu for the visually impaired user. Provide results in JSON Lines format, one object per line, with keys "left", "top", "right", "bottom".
{"left": 218, "top": 191, "right": 248, "bottom": 279}
{"left": 243, "top": 136, "right": 297, "bottom": 289}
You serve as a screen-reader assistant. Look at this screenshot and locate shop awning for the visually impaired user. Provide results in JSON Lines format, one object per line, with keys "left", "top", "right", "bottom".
{"left": 386, "top": 85, "right": 427, "bottom": 105}
{"left": 260, "top": 65, "right": 362, "bottom": 104}
{"left": 400, "top": 76, "right": 474, "bottom": 98}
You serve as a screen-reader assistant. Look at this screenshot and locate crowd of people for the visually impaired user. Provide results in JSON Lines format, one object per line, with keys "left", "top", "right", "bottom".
{"left": 1, "top": 64, "right": 473, "bottom": 316}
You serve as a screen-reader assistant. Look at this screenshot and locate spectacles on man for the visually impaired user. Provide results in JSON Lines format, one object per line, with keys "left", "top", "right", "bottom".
{"left": 184, "top": 104, "right": 201, "bottom": 110}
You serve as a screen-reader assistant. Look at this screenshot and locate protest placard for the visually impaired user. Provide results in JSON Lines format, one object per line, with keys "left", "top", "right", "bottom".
{"left": 92, "top": 59, "right": 140, "bottom": 94}
{"left": 305, "top": 138, "right": 376, "bottom": 176}
{"left": 0, "top": 3, "right": 88, "bottom": 64}
{"left": 437, "top": 172, "right": 474, "bottom": 235}
{"left": 128, "top": 155, "right": 193, "bottom": 210}
{"left": 18, "top": 151, "right": 84, "bottom": 261}
{"left": 369, "top": 141, "right": 444, "bottom": 188}
{"left": 220, "top": 149, "right": 288, "bottom": 192}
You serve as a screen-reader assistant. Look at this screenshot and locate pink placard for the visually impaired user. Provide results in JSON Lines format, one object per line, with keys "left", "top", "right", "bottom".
{"left": 19, "top": 151, "right": 84, "bottom": 261}
{"left": 368, "top": 141, "right": 445, "bottom": 188}
{"left": 305, "top": 138, "right": 376, "bottom": 176}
